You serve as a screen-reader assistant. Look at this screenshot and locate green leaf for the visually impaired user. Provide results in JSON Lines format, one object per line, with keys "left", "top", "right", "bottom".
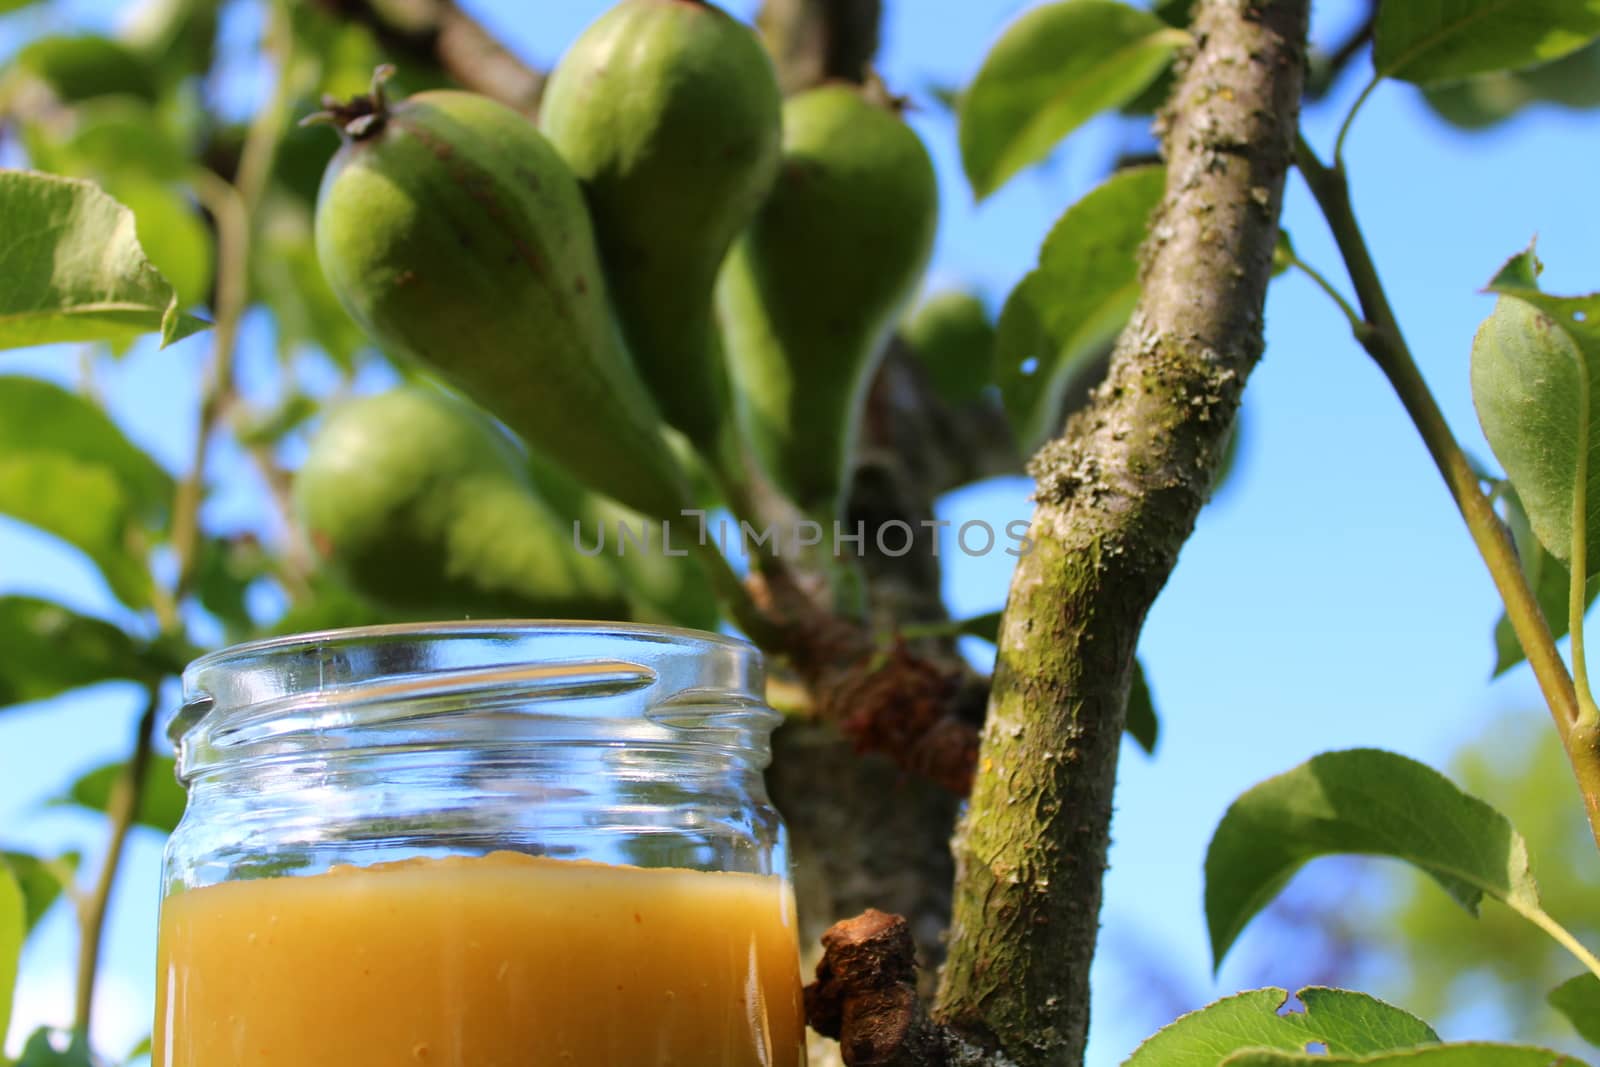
{"left": 0, "top": 375, "right": 173, "bottom": 525}
{"left": 1204, "top": 748, "right": 1539, "bottom": 970}
{"left": 20, "top": 97, "right": 189, "bottom": 182}
{"left": 0, "top": 851, "right": 79, "bottom": 932}
{"left": 1472, "top": 246, "right": 1600, "bottom": 576}
{"left": 957, "top": 609, "right": 1003, "bottom": 642}
{"left": 113, "top": 177, "right": 213, "bottom": 311}
{"left": 1124, "top": 986, "right": 1439, "bottom": 1067}
{"left": 193, "top": 536, "right": 267, "bottom": 635}
{"left": 0, "top": 455, "right": 152, "bottom": 607}
{"left": 1423, "top": 40, "right": 1600, "bottom": 129}
{"left": 0, "top": 171, "right": 209, "bottom": 350}
{"left": 1550, "top": 973, "right": 1600, "bottom": 1046}
{"left": 1374, "top": 0, "right": 1600, "bottom": 86}
{"left": 955, "top": 611, "right": 1158, "bottom": 753}
{"left": 0, "top": 0, "right": 42, "bottom": 12}
{"left": 1222, "top": 1044, "right": 1589, "bottom": 1067}
{"left": 54, "top": 755, "right": 186, "bottom": 835}
{"left": 16, "top": 1028, "right": 96, "bottom": 1067}
{"left": 1491, "top": 488, "right": 1598, "bottom": 674}
{"left": 252, "top": 194, "right": 365, "bottom": 367}
{"left": 0, "top": 863, "right": 22, "bottom": 1050}
{"left": 901, "top": 291, "right": 997, "bottom": 403}
{"left": 1126, "top": 657, "right": 1159, "bottom": 755}
{"left": 0, "top": 597, "right": 156, "bottom": 706}
{"left": 997, "top": 165, "right": 1165, "bottom": 450}
{"left": 13, "top": 35, "right": 159, "bottom": 102}
{"left": 959, "top": 0, "right": 1186, "bottom": 198}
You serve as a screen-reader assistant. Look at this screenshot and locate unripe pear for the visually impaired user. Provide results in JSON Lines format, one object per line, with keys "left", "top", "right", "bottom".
{"left": 902, "top": 290, "right": 996, "bottom": 404}
{"left": 540, "top": 0, "right": 782, "bottom": 456}
{"left": 294, "top": 386, "right": 628, "bottom": 619}
{"left": 312, "top": 78, "right": 693, "bottom": 522}
{"left": 718, "top": 84, "right": 938, "bottom": 516}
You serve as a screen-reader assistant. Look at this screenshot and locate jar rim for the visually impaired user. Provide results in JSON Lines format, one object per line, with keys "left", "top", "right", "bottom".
{"left": 185, "top": 619, "right": 755, "bottom": 677}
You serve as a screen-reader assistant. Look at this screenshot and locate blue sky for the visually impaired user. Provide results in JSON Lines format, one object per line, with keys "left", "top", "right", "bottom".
{"left": 3, "top": 0, "right": 1600, "bottom": 1063}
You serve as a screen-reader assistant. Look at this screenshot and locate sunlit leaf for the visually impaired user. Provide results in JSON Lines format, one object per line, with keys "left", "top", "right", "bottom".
{"left": 1222, "top": 1044, "right": 1588, "bottom": 1067}
{"left": 1124, "top": 986, "right": 1438, "bottom": 1066}
{"left": 1205, "top": 749, "right": 1539, "bottom": 970}
{"left": 0, "top": 375, "right": 173, "bottom": 525}
{"left": 959, "top": 0, "right": 1185, "bottom": 198}
{"left": 1473, "top": 246, "right": 1600, "bottom": 576}
{"left": 0, "top": 172, "right": 208, "bottom": 350}
{"left": 113, "top": 177, "right": 214, "bottom": 311}
{"left": 0, "top": 457, "right": 152, "bottom": 608}
{"left": 997, "top": 165, "right": 1164, "bottom": 450}
{"left": 1374, "top": 0, "right": 1600, "bottom": 86}
{"left": 0, "top": 864, "right": 21, "bottom": 1049}
{"left": 53, "top": 755, "right": 186, "bottom": 835}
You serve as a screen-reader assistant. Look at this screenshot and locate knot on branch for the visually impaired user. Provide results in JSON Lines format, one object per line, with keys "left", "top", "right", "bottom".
{"left": 805, "top": 910, "right": 948, "bottom": 1066}
{"left": 754, "top": 567, "right": 980, "bottom": 794}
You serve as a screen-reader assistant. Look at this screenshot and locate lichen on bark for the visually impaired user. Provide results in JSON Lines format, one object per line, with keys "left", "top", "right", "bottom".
{"left": 933, "top": 1, "right": 1311, "bottom": 1063}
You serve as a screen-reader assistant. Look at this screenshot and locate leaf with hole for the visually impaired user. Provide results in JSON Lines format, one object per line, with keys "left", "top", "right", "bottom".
{"left": 15, "top": 1027, "right": 96, "bottom": 1067}
{"left": 996, "top": 165, "right": 1164, "bottom": 451}
{"left": 0, "top": 171, "right": 209, "bottom": 351}
{"left": 1472, "top": 246, "right": 1600, "bottom": 577}
{"left": 1549, "top": 973, "right": 1600, "bottom": 1046}
{"left": 1124, "top": 986, "right": 1438, "bottom": 1067}
{"left": 1374, "top": 0, "right": 1600, "bottom": 86}
{"left": 959, "top": 0, "right": 1185, "bottom": 199}
{"left": 1204, "top": 748, "right": 1539, "bottom": 970}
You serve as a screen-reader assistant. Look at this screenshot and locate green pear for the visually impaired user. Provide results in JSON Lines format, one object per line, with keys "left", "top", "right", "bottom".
{"left": 540, "top": 0, "right": 782, "bottom": 459}
{"left": 312, "top": 78, "right": 692, "bottom": 522}
{"left": 718, "top": 84, "right": 938, "bottom": 516}
{"left": 294, "top": 386, "right": 627, "bottom": 619}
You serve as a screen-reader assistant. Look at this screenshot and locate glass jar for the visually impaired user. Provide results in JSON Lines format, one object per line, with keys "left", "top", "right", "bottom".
{"left": 155, "top": 622, "right": 802, "bottom": 1067}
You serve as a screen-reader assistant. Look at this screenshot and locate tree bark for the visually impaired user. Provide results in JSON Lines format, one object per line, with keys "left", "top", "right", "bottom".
{"left": 933, "top": 2, "right": 1309, "bottom": 1064}
{"left": 757, "top": 0, "right": 883, "bottom": 94}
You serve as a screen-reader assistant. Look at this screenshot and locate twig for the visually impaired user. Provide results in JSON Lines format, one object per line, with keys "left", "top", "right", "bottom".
{"left": 312, "top": 0, "right": 544, "bottom": 113}
{"left": 1293, "top": 134, "right": 1600, "bottom": 847}
{"left": 72, "top": 9, "right": 296, "bottom": 1045}
{"left": 72, "top": 686, "right": 160, "bottom": 1033}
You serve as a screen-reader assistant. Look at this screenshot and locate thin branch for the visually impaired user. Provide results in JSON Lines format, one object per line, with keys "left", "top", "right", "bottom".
{"left": 74, "top": 12, "right": 297, "bottom": 1044}
{"left": 1305, "top": 3, "right": 1375, "bottom": 99}
{"left": 73, "top": 686, "right": 160, "bottom": 1034}
{"left": 313, "top": 0, "right": 544, "bottom": 113}
{"left": 933, "top": 1, "right": 1311, "bottom": 1062}
{"left": 758, "top": 0, "right": 883, "bottom": 93}
{"left": 1292, "top": 135, "right": 1600, "bottom": 848}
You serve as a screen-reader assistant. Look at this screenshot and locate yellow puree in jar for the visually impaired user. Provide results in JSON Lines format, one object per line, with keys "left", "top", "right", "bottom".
{"left": 151, "top": 851, "right": 805, "bottom": 1066}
